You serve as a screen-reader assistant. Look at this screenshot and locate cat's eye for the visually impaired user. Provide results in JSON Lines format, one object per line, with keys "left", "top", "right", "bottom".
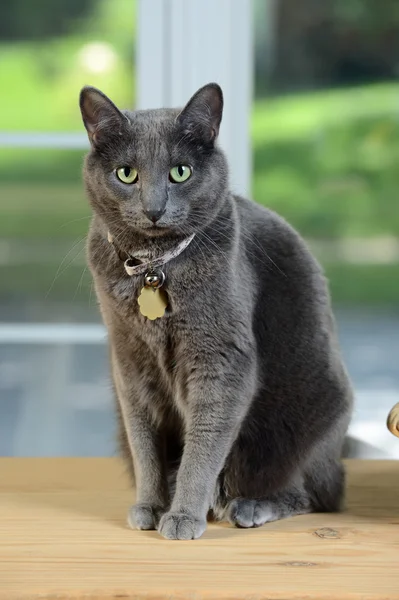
{"left": 169, "top": 165, "right": 192, "bottom": 183}
{"left": 116, "top": 167, "right": 138, "bottom": 184}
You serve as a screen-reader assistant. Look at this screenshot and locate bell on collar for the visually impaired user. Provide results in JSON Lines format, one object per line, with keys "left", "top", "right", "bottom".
{"left": 144, "top": 270, "right": 165, "bottom": 289}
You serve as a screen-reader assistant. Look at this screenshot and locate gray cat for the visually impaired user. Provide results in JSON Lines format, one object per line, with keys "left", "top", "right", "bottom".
{"left": 79, "top": 83, "right": 353, "bottom": 540}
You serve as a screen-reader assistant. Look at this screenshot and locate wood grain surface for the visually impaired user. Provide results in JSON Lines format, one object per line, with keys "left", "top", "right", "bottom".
{"left": 0, "top": 458, "right": 398, "bottom": 600}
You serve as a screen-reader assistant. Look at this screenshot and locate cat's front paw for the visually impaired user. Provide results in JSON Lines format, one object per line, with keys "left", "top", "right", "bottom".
{"left": 158, "top": 511, "right": 207, "bottom": 540}
{"left": 127, "top": 503, "right": 165, "bottom": 530}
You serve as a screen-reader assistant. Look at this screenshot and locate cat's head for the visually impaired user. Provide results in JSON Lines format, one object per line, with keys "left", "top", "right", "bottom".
{"left": 79, "top": 83, "right": 228, "bottom": 245}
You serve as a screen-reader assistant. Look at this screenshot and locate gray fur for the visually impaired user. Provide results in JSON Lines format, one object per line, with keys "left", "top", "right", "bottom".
{"left": 79, "top": 83, "right": 353, "bottom": 540}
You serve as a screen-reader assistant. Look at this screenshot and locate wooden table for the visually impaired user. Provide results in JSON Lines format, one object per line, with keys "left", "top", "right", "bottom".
{"left": 0, "top": 459, "right": 398, "bottom": 600}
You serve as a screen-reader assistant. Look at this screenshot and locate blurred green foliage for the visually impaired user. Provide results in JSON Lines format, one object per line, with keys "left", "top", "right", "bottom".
{"left": 0, "top": 0, "right": 136, "bottom": 131}
{"left": 0, "top": 0, "right": 398, "bottom": 306}
{"left": 252, "top": 84, "right": 399, "bottom": 238}
{"left": 333, "top": 0, "right": 399, "bottom": 28}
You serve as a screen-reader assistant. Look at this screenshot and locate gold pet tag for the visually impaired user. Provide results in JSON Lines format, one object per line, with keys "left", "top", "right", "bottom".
{"left": 138, "top": 287, "right": 168, "bottom": 320}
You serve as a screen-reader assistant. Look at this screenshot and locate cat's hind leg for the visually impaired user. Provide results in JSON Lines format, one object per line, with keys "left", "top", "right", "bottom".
{"left": 218, "top": 457, "right": 345, "bottom": 528}
{"left": 224, "top": 484, "right": 311, "bottom": 528}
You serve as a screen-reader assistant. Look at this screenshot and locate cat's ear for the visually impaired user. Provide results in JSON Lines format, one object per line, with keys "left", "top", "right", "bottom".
{"left": 177, "top": 83, "right": 223, "bottom": 146}
{"left": 79, "top": 86, "right": 126, "bottom": 147}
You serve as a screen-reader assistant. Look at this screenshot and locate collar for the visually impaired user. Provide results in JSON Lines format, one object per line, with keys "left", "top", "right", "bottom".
{"left": 107, "top": 231, "right": 195, "bottom": 276}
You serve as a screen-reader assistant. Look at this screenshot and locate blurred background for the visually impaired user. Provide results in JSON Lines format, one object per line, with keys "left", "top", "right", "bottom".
{"left": 0, "top": 0, "right": 398, "bottom": 458}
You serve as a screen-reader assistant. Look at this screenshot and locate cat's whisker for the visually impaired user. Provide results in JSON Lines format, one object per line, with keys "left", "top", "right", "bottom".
{"left": 194, "top": 234, "right": 217, "bottom": 263}
{"left": 61, "top": 209, "right": 127, "bottom": 231}
{"left": 174, "top": 224, "right": 208, "bottom": 264}
{"left": 196, "top": 230, "right": 228, "bottom": 261}
{"left": 89, "top": 279, "right": 94, "bottom": 307}
{"left": 191, "top": 237, "right": 207, "bottom": 264}
{"left": 189, "top": 209, "right": 286, "bottom": 277}
{"left": 59, "top": 215, "right": 92, "bottom": 229}
{"left": 73, "top": 266, "right": 89, "bottom": 301}
{"left": 202, "top": 221, "right": 283, "bottom": 275}
{"left": 45, "top": 236, "right": 87, "bottom": 298}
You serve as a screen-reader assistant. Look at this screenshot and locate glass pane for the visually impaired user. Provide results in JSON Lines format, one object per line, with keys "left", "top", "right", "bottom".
{"left": 2, "top": 0, "right": 398, "bottom": 459}
{"left": 0, "top": 0, "right": 136, "bottom": 455}
{"left": 0, "top": 148, "right": 94, "bottom": 320}
{"left": 254, "top": 0, "right": 399, "bottom": 458}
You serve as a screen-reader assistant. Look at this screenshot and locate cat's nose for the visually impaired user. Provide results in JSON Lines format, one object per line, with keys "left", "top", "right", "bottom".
{"left": 144, "top": 207, "right": 165, "bottom": 224}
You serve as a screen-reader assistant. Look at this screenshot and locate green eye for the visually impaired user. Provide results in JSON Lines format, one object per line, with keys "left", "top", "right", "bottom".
{"left": 169, "top": 165, "right": 192, "bottom": 183}
{"left": 116, "top": 166, "right": 138, "bottom": 184}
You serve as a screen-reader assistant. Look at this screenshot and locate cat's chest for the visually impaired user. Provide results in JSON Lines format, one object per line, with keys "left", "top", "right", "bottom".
{"left": 100, "top": 254, "right": 201, "bottom": 325}
{"left": 111, "top": 289, "right": 188, "bottom": 414}
{"left": 101, "top": 271, "right": 186, "bottom": 353}
{"left": 106, "top": 272, "right": 174, "bottom": 323}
